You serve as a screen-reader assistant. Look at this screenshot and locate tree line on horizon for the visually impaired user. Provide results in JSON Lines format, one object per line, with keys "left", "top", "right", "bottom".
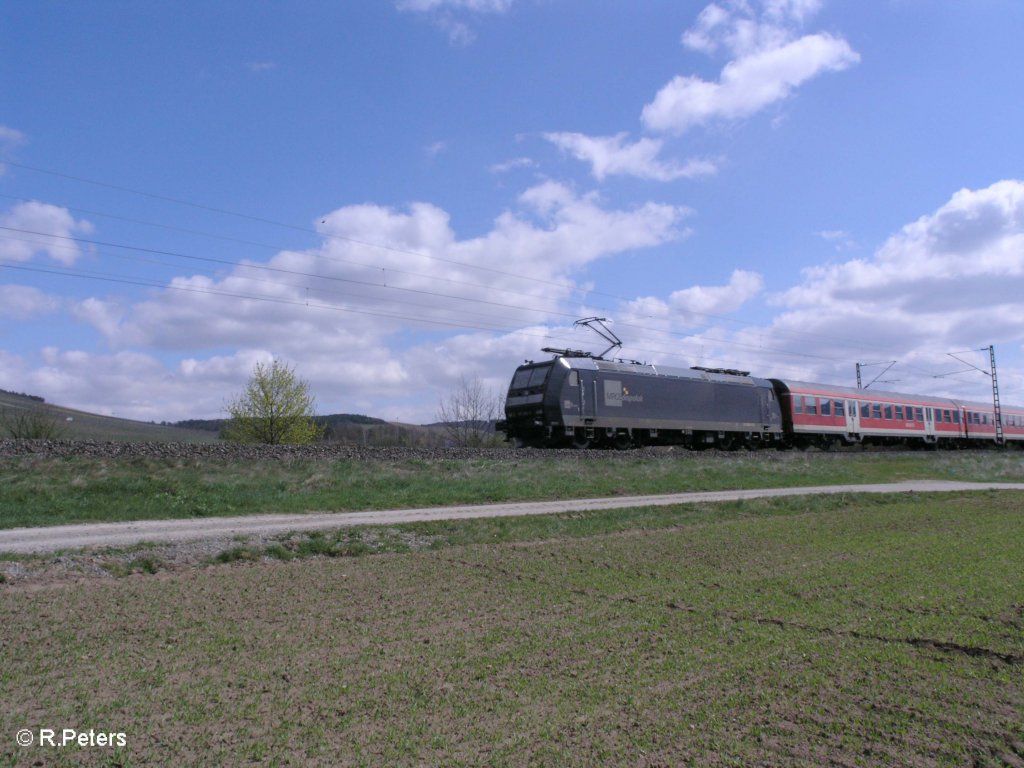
{"left": 1, "top": 362, "right": 505, "bottom": 447}
{"left": 217, "top": 360, "right": 504, "bottom": 447}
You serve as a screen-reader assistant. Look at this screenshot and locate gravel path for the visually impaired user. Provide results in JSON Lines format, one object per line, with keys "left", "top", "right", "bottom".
{"left": 2, "top": 480, "right": 1021, "bottom": 555}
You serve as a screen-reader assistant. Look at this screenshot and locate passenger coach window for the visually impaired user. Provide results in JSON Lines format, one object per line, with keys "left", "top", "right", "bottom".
{"left": 821, "top": 400, "right": 831, "bottom": 416}
{"left": 884, "top": 405, "right": 893, "bottom": 420}
{"left": 794, "top": 396, "right": 804, "bottom": 414}
{"left": 806, "top": 398, "right": 818, "bottom": 415}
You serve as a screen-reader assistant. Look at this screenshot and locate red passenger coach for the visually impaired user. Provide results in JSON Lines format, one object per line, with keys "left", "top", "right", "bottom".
{"left": 772, "top": 379, "right": 965, "bottom": 448}
{"left": 956, "top": 400, "right": 1024, "bottom": 444}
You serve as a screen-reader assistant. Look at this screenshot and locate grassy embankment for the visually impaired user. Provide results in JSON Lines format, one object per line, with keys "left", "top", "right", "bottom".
{"left": 1, "top": 491, "right": 1021, "bottom": 766}
{"left": 2, "top": 450, "right": 1023, "bottom": 530}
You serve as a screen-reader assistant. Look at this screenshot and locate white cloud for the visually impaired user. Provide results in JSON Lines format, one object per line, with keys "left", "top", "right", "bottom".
{"left": 544, "top": 131, "right": 718, "bottom": 182}
{"left": 0, "top": 125, "right": 27, "bottom": 176}
{"left": 424, "top": 140, "right": 448, "bottom": 161}
{"left": 643, "top": 1, "right": 859, "bottom": 135}
{"left": 0, "top": 125, "right": 25, "bottom": 146}
{"left": 0, "top": 202, "right": 94, "bottom": 265}
{"left": 490, "top": 156, "right": 536, "bottom": 174}
{"left": 683, "top": 0, "right": 823, "bottom": 57}
{"left": 818, "top": 228, "right": 856, "bottom": 250}
{"left": 781, "top": 181, "right": 1024, "bottom": 310}
{"left": 396, "top": 0, "right": 512, "bottom": 11}
{"left": 539, "top": 2, "right": 855, "bottom": 183}
{"left": 0, "top": 285, "right": 61, "bottom": 319}
{"left": 58, "top": 183, "right": 688, "bottom": 419}
{"left": 29, "top": 347, "right": 206, "bottom": 421}
{"left": 818, "top": 229, "right": 849, "bottom": 241}
{"left": 718, "top": 179, "right": 1024, "bottom": 390}
{"left": 670, "top": 269, "right": 765, "bottom": 316}
{"left": 596, "top": 180, "right": 1024, "bottom": 397}
{"left": 643, "top": 33, "right": 858, "bottom": 134}
{"left": 396, "top": 0, "right": 514, "bottom": 44}
{"left": 624, "top": 269, "right": 764, "bottom": 328}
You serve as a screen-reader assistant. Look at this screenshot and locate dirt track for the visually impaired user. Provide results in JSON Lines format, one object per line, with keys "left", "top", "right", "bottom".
{"left": 2, "top": 480, "right": 1021, "bottom": 554}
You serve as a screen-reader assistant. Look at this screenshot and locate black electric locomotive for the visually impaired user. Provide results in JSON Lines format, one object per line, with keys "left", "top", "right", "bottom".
{"left": 499, "top": 352, "right": 784, "bottom": 449}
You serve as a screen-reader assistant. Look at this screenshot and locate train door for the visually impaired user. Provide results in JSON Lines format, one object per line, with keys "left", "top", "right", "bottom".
{"left": 563, "top": 369, "right": 582, "bottom": 420}
{"left": 578, "top": 371, "right": 596, "bottom": 420}
{"left": 845, "top": 399, "right": 860, "bottom": 436}
{"left": 924, "top": 407, "right": 936, "bottom": 441}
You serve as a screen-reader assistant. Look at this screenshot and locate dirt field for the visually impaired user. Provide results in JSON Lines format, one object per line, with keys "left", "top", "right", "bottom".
{"left": 1, "top": 492, "right": 1022, "bottom": 767}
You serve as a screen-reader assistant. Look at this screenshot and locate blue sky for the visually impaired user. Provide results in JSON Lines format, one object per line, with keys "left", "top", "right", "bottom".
{"left": 2, "top": 0, "right": 1023, "bottom": 423}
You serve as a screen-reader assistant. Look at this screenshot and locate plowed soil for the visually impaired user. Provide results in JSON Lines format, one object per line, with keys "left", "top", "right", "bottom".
{"left": 1, "top": 493, "right": 1022, "bottom": 766}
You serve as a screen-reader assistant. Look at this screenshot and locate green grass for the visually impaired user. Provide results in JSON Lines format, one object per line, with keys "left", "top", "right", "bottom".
{"left": 1, "top": 492, "right": 1021, "bottom": 766}
{"left": 2, "top": 450, "right": 1023, "bottom": 529}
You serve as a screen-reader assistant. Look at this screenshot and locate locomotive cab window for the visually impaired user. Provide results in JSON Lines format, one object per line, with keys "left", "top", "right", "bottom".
{"left": 511, "top": 365, "right": 551, "bottom": 392}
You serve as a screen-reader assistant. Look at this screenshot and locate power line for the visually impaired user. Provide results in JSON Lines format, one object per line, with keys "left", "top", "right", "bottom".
{"left": 0, "top": 192, "right": 579, "bottom": 307}
{"left": 0, "top": 225, "right": 586, "bottom": 322}
{"left": 0, "top": 159, "right": 581, "bottom": 294}
{"left": 2, "top": 161, "right": 1017, "bottom": 384}
{"left": 0, "top": 260, "right": 570, "bottom": 340}
{"left": 0, "top": 162, "right": 905, "bottom": 354}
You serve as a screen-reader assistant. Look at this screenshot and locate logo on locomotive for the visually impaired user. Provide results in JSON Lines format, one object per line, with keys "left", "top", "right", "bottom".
{"left": 604, "top": 380, "right": 644, "bottom": 407}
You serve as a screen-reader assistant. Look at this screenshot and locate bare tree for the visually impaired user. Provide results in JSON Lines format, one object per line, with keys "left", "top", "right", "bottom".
{"left": 436, "top": 375, "right": 504, "bottom": 448}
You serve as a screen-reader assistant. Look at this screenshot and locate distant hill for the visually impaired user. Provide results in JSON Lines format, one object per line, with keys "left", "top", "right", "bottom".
{"left": 0, "top": 389, "right": 476, "bottom": 447}
{"left": 0, "top": 390, "right": 221, "bottom": 443}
